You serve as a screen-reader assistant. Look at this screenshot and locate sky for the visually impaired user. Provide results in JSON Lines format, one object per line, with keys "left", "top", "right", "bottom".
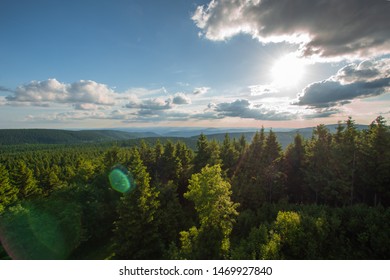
{"left": 0, "top": 0, "right": 389, "bottom": 129}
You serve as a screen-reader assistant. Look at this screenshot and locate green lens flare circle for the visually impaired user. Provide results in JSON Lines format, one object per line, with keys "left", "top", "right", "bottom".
{"left": 108, "top": 166, "right": 134, "bottom": 193}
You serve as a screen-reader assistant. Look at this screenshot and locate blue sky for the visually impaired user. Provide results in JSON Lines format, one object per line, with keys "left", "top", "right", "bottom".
{"left": 1, "top": 0, "right": 389, "bottom": 129}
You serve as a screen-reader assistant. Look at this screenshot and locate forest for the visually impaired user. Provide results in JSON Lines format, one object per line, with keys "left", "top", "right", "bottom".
{"left": 0, "top": 116, "right": 389, "bottom": 260}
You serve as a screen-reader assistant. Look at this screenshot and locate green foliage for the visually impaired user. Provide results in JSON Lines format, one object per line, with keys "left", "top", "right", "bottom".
{"left": 11, "top": 160, "right": 42, "bottom": 199}
{"left": 114, "top": 149, "right": 163, "bottom": 259}
{"left": 193, "top": 134, "right": 221, "bottom": 173}
{"left": 0, "top": 116, "right": 389, "bottom": 260}
{"left": 283, "top": 134, "right": 307, "bottom": 203}
{"left": 0, "top": 198, "right": 82, "bottom": 259}
{"left": 0, "top": 164, "right": 18, "bottom": 213}
{"left": 221, "top": 133, "right": 240, "bottom": 177}
{"left": 180, "top": 164, "right": 239, "bottom": 259}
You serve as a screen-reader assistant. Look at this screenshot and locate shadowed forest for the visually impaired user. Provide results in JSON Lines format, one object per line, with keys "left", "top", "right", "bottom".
{"left": 0, "top": 116, "right": 389, "bottom": 259}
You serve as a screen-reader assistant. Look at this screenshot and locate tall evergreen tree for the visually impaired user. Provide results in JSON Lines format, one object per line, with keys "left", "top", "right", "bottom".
{"left": 331, "top": 117, "right": 359, "bottom": 205}
{"left": 0, "top": 164, "right": 18, "bottom": 213}
{"left": 11, "top": 160, "right": 42, "bottom": 199}
{"left": 304, "top": 125, "right": 333, "bottom": 204}
{"left": 284, "top": 133, "right": 307, "bottom": 203}
{"left": 114, "top": 149, "right": 162, "bottom": 259}
{"left": 175, "top": 141, "right": 194, "bottom": 203}
{"left": 193, "top": 133, "right": 210, "bottom": 173}
{"left": 359, "top": 116, "right": 390, "bottom": 206}
{"left": 221, "top": 133, "right": 239, "bottom": 177}
{"left": 160, "top": 141, "right": 182, "bottom": 184}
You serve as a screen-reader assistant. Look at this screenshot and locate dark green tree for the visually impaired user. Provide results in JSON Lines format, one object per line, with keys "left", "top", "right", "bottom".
{"left": 331, "top": 117, "right": 359, "bottom": 205}
{"left": 221, "top": 133, "right": 240, "bottom": 177}
{"left": 303, "top": 125, "right": 333, "bottom": 204}
{"left": 283, "top": 133, "right": 307, "bottom": 203}
{"left": 160, "top": 141, "right": 182, "bottom": 184}
{"left": 114, "top": 149, "right": 162, "bottom": 259}
{"left": 193, "top": 133, "right": 211, "bottom": 173}
{"left": 0, "top": 164, "right": 18, "bottom": 213}
{"left": 358, "top": 116, "right": 390, "bottom": 206}
{"left": 11, "top": 160, "right": 42, "bottom": 199}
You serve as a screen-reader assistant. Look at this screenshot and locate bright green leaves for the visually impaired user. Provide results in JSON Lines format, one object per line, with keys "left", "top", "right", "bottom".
{"left": 180, "top": 164, "right": 238, "bottom": 259}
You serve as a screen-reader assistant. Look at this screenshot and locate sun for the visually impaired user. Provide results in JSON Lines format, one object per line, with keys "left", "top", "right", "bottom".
{"left": 271, "top": 54, "right": 305, "bottom": 88}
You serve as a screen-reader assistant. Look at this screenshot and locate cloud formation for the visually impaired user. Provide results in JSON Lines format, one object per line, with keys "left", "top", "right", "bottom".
{"left": 6, "top": 79, "right": 116, "bottom": 106}
{"left": 172, "top": 93, "right": 192, "bottom": 104}
{"left": 297, "top": 58, "right": 390, "bottom": 108}
{"left": 214, "top": 99, "right": 294, "bottom": 120}
{"left": 193, "top": 87, "right": 210, "bottom": 95}
{"left": 0, "top": 86, "right": 13, "bottom": 93}
{"left": 125, "top": 97, "right": 173, "bottom": 110}
{"left": 192, "top": 0, "right": 390, "bottom": 59}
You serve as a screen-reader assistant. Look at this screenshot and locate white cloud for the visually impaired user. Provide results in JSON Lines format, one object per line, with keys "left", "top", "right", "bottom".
{"left": 6, "top": 79, "right": 116, "bottom": 106}
{"left": 249, "top": 84, "right": 278, "bottom": 96}
{"left": 193, "top": 87, "right": 210, "bottom": 95}
{"left": 213, "top": 99, "right": 295, "bottom": 120}
{"left": 192, "top": 0, "right": 390, "bottom": 59}
{"left": 172, "top": 93, "right": 192, "bottom": 104}
{"left": 122, "top": 87, "right": 167, "bottom": 98}
{"left": 125, "top": 97, "right": 173, "bottom": 110}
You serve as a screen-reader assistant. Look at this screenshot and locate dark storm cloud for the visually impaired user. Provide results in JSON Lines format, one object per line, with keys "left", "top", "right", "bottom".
{"left": 297, "top": 58, "right": 390, "bottom": 107}
{"left": 297, "top": 78, "right": 390, "bottom": 107}
{"left": 193, "top": 0, "right": 390, "bottom": 59}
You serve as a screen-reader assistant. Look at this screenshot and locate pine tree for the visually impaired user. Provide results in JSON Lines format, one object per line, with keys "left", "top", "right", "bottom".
{"left": 175, "top": 142, "right": 194, "bottom": 203}
{"left": 221, "top": 133, "right": 239, "bottom": 177}
{"left": 331, "top": 117, "right": 359, "bottom": 205}
{"left": 0, "top": 164, "right": 18, "bottom": 213}
{"left": 232, "top": 128, "right": 267, "bottom": 210}
{"left": 193, "top": 133, "right": 211, "bottom": 173}
{"left": 160, "top": 141, "right": 182, "bottom": 184}
{"left": 114, "top": 149, "right": 163, "bottom": 259}
{"left": 103, "top": 146, "right": 123, "bottom": 170}
{"left": 284, "top": 133, "right": 307, "bottom": 203}
{"left": 11, "top": 160, "right": 42, "bottom": 199}
{"left": 359, "top": 116, "right": 390, "bottom": 206}
{"left": 304, "top": 125, "right": 333, "bottom": 204}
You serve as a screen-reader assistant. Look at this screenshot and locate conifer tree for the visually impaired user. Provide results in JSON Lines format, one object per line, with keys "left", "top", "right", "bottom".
{"left": 304, "top": 125, "right": 333, "bottom": 204}
{"left": 0, "top": 164, "right": 18, "bottom": 213}
{"left": 331, "top": 117, "right": 359, "bottom": 205}
{"left": 114, "top": 149, "right": 162, "bottom": 259}
{"left": 160, "top": 141, "right": 182, "bottom": 184}
{"left": 284, "top": 133, "right": 307, "bottom": 203}
{"left": 193, "top": 133, "right": 211, "bottom": 173}
{"left": 221, "top": 133, "right": 239, "bottom": 177}
{"left": 359, "top": 116, "right": 390, "bottom": 206}
{"left": 11, "top": 160, "right": 42, "bottom": 199}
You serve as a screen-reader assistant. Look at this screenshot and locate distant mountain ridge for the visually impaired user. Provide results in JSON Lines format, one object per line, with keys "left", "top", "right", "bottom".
{"left": 0, "top": 129, "right": 159, "bottom": 145}
{"left": 0, "top": 124, "right": 369, "bottom": 147}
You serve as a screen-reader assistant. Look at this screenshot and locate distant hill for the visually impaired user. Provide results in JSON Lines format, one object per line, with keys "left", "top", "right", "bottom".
{"left": 196, "top": 124, "right": 369, "bottom": 149}
{"left": 193, "top": 131, "right": 299, "bottom": 149}
{"left": 0, "top": 124, "right": 369, "bottom": 148}
{"left": 0, "top": 129, "right": 159, "bottom": 145}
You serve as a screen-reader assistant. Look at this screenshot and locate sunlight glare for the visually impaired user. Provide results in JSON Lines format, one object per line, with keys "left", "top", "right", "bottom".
{"left": 271, "top": 54, "right": 305, "bottom": 88}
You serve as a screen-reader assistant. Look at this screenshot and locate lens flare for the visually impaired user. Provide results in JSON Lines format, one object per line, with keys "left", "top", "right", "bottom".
{"left": 0, "top": 199, "right": 82, "bottom": 259}
{"left": 108, "top": 165, "right": 134, "bottom": 193}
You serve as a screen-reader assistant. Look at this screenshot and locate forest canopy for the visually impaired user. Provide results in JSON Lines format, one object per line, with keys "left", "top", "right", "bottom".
{"left": 0, "top": 116, "right": 389, "bottom": 260}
